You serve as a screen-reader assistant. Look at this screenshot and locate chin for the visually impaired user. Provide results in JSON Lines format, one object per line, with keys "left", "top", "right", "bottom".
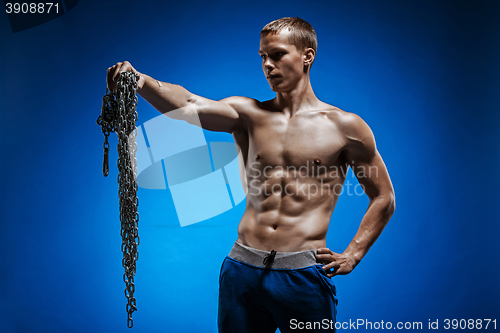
{"left": 270, "top": 85, "right": 289, "bottom": 93}
{"left": 268, "top": 79, "right": 294, "bottom": 93}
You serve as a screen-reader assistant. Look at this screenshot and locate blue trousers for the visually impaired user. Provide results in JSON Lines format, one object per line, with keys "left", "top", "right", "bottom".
{"left": 218, "top": 243, "right": 338, "bottom": 332}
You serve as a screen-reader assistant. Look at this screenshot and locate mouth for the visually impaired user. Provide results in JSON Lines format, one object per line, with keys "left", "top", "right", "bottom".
{"left": 267, "top": 74, "right": 281, "bottom": 80}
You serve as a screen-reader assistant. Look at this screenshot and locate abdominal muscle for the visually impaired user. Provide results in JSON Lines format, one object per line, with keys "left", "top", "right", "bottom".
{"left": 236, "top": 171, "right": 344, "bottom": 252}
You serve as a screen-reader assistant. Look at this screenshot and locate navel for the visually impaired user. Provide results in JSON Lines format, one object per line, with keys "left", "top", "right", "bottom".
{"left": 256, "top": 154, "right": 260, "bottom": 160}
{"left": 314, "top": 158, "right": 322, "bottom": 165}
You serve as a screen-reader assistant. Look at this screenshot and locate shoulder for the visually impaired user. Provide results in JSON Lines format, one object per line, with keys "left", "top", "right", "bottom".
{"left": 216, "top": 96, "right": 263, "bottom": 132}
{"left": 333, "top": 109, "right": 374, "bottom": 145}
{"left": 330, "top": 109, "right": 377, "bottom": 162}
{"left": 220, "top": 96, "right": 273, "bottom": 123}
{"left": 219, "top": 96, "right": 260, "bottom": 111}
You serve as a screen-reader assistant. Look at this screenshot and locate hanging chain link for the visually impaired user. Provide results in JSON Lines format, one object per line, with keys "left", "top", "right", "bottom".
{"left": 97, "top": 71, "right": 140, "bottom": 328}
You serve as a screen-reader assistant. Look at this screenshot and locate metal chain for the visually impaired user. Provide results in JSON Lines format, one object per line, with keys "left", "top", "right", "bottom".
{"left": 97, "top": 71, "right": 140, "bottom": 328}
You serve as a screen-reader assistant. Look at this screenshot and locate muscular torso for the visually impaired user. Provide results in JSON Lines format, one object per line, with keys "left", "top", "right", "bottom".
{"left": 233, "top": 100, "right": 350, "bottom": 252}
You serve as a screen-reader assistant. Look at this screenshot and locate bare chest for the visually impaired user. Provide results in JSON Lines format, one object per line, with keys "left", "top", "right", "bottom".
{"left": 247, "top": 112, "right": 346, "bottom": 169}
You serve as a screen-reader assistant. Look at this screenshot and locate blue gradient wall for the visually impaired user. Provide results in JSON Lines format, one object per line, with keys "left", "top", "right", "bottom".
{"left": 1, "top": 0, "right": 499, "bottom": 332}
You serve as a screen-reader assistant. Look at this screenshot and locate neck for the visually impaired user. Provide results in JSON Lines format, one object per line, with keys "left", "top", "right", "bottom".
{"left": 273, "top": 75, "right": 321, "bottom": 117}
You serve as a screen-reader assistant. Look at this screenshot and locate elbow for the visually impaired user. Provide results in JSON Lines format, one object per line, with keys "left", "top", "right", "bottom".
{"left": 371, "top": 191, "right": 395, "bottom": 218}
{"left": 385, "top": 191, "right": 396, "bottom": 217}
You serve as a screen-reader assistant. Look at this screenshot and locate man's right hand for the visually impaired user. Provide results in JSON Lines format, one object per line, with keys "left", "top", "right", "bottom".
{"left": 105, "top": 61, "right": 246, "bottom": 134}
{"left": 106, "top": 61, "right": 145, "bottom": 92}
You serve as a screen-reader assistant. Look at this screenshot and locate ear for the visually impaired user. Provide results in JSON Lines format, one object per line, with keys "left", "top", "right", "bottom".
{"left": 303, "top": 48, "right": 315, "bottom": 67}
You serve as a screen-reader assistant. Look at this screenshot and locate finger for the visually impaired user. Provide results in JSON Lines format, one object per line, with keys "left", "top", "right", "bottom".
{"left": 333, "top": 266, "right": 353, "bottom": 277}
{"left": 323, "top": 265, "right": 336, "bottom": 277}
{"left": 316, "top": 255, "right": 334, "bottom": 265}
{"left": 322, "top": 262, "right": 340, "bottom": 271}
{"left": 331, "top": 269, "right": 342, "bottom": 277}
{"left": 316, "top": 259, "right": 330, "bottom": 265}
{"left": 317, "top": 248, "right": 332, "bottom": 254}
{"left": 112, "top": 62, "right": 123, "bottom": 82}
{"left": 327, "top": 264, "right": 344, "bottom": 277}
{"left": 107, "top": 66, "right": 115, "bottom": 89}
{"left": 315, "top": 253, "right": 331, "bottom": 260}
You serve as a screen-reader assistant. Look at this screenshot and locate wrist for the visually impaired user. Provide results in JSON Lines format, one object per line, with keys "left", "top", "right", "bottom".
{"left": 136, "top": 73, "right": 163, "bottom": 94}
{"left": 136, "top": 72, "right": 146, "bottom": 90}
{"left": 344, "top": 249, "right": 363, "bottom": 266}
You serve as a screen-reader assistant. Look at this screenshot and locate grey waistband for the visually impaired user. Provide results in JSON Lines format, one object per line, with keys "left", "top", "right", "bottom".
{"left": 228, "top": 241, "right": 319, "bottom": 269}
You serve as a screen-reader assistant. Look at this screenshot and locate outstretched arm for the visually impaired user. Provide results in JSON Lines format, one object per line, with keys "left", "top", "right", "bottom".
{"left": 317, "top": 112, "right": 396, "bottom": 277}
{"left": 106, "top": 61, "right": 247, "bottom": 133}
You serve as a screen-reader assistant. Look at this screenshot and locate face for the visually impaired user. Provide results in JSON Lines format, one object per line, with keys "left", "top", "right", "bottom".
{"left": 259, "top": 30, "right": 310, "bottom": 92}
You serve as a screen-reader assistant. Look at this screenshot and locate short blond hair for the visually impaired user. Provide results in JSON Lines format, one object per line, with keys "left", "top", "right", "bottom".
{"left": 260, "top": 17, "right": 317, "bottom": 53}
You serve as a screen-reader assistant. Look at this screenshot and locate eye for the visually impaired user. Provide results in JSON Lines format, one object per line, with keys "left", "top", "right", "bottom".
{"left": 260, "top": 54, "right": 267, "bottom": 60}
{"left": 269, "top": 52, "right": 285, "bottom": 61}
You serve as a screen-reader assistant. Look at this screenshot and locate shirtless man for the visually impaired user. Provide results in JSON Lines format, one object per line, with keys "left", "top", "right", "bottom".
{"left": 107, "top": 17, "right": 395, "bottom": 333}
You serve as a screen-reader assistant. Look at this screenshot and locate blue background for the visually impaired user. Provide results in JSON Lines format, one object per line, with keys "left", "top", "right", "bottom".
{"left": 1, "top": 0, "right": 499, "bottom": 332}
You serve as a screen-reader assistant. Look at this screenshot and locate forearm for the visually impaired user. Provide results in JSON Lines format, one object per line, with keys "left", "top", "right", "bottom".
{"left": 136, "top": 73, "right": 193, "bottom": 115}
{"left": 344, "top": 194, "right": 395, "bottom": 264}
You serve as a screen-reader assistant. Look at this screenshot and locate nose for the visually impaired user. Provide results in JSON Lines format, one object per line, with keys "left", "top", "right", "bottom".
{"left": 263, "top": 57, "right": 274, "bottom": 71}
